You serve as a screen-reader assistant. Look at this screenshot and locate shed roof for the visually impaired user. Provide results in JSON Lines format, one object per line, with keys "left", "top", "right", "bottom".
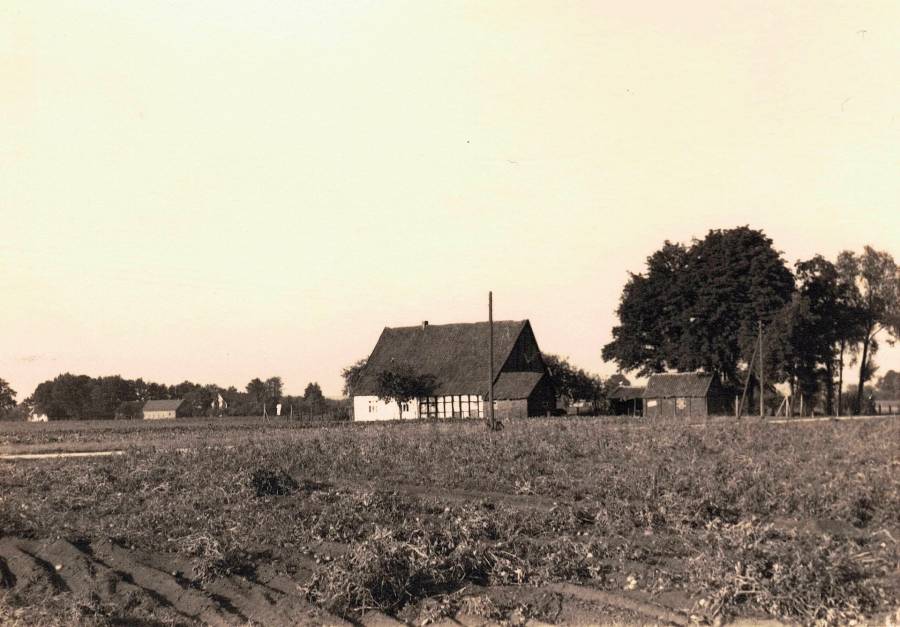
{"left": 143, "top": 399, "right": 185, "bottom": 412}
{"left": 643, "top": 373, "right": 713, "bottom": 398}
{"left": 353, "top": 320, "right": 534, "bottom": 397}
{"left": 609, "top": 385, "right": 645, "bottom": 401}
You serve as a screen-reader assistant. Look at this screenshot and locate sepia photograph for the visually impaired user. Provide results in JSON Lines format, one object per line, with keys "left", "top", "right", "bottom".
{"left": 1, "top": 1, "right": 899, "bottom": 625}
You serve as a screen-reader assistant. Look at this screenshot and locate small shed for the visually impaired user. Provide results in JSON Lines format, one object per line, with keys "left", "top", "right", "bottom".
{"left": 643, "top": 373, "right": 728, "bottom": 419}
{"left": 608, "top": 386, "right": 645, "bottom": 416}
{"left": 142, "top": 399, "right": 187, "bottom": 420}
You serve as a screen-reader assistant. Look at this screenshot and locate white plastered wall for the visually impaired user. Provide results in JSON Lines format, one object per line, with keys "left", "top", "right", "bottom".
{"left": 352, "top": 396, "right": 420, "bottom": 421}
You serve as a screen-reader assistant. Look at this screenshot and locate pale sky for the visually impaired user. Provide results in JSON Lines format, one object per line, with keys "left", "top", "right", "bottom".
{"left": 2, "top": 1, "right": 899, "bottom": 399}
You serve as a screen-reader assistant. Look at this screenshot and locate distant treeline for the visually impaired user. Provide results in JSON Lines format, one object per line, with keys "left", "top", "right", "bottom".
{"left": 19, "top": 374, "right": 346, "bottom": 421}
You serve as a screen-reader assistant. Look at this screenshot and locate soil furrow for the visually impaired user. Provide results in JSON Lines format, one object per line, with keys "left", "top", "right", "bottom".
{"left": 547, "top": 582, "right": 690, "bottom": 626}
{"left": 92, "top": 539, "right": 238, "bottom": 625}
{"left": 0, "top": 555, "right": 15, "bottom": 589}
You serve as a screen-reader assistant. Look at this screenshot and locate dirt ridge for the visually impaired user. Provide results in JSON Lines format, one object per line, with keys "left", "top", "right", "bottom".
{"left": 0, "top": 536, "right": 350, "bottom": 626}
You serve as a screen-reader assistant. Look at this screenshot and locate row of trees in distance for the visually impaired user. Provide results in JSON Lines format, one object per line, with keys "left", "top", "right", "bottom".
{"left": 0, "top": 374, "right": 344, "bottom": 421}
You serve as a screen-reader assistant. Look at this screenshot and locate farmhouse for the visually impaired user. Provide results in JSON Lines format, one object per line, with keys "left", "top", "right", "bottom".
{"left": 608, "top": 385, "right": 645, "bottom": 416}
{"left": 142, "top": 399, "right": 187, "bottom": 420}
{"left": 642, "top": 372, "right": 729, "bottom": 419}
{"left": 352, "top": 320, "right": 555, "bottom": 421}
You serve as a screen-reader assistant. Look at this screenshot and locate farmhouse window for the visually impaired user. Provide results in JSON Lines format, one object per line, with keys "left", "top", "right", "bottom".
{"left": 421, "top": 397, "right": 437, "bottom": 418}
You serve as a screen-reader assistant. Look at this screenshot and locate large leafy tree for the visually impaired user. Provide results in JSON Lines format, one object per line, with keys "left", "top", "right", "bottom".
{"left": 836, "top": 247, "right": 900, "bottom": 414}
{"left": 601, "top": 241, "right": 688, "bottom": 376}
{"left": 603, "top": 227, "right": 794, "bottom": 387}
{"left": 374, "top": 365, "right": 437, "bottom": 420}
{"left": 30, "top": 373, "right": 94, "bottom": 419}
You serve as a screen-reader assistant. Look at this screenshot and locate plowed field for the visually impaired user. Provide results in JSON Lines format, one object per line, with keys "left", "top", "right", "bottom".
{"left": 1, "top": 417, "right": 898, "bottom": 625}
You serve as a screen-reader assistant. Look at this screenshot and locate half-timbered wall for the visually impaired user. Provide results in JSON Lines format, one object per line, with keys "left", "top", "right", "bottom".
{"left": 353, "top": 395, "right": 486, "bottom": 421}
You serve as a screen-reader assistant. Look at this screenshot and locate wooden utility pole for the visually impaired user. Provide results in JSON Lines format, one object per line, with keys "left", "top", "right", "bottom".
{"left": 737, "top": 339, "right": 758, "bottom": 419}
{"left": 488, "top": 291, "right": 496, "bottom": 429}
{"left": 758, "top": 321, "right": 765, "bottom": 418}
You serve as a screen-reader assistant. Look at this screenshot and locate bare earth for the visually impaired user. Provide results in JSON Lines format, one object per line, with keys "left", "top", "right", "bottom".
{"left": 1, "top": 416, "right": 898, "bottom": 626}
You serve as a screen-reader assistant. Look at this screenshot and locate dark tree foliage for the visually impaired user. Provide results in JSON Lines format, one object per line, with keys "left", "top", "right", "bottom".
{"left": 0, "top": 378, "right": 16, "bottom": 415}
{"left": 875, "top": 370, "right": 900, "bottom": 399}
{"left": 603, "top": 227, "right": 795, "bottom": 387}
{"left": 836, "top": 247, "right": 900, "bottom": 414}
{"left": 266, "top": 377, "right": 283, "bottom": 403}
{"left": 601, "top": 241, "right": 689, "bottom": 377}
{"left": 341, "top": 358, "right": 368, "bottom": 396}
{"left": 602, "top": 373, "right": 631, "bottom": 395}
{"left": 762, "top": 294, "right": 821, "bottom": 409}
{"left": 172, "top": 381, "right": 215, "bottom": 417}
{"left": 543, "top": 354, "right": 603, "bottom": 404}
{"left": 115, "top": 400, "right": 145, "bottom": 420}
{"left": 26, "top": 373, "right": 308, "bottom": 420}
{"left": 31, "top": 373, "right": 99, "bottom": 419}
{"left": 28, "top": 374, "right": 226, "bottom": 419}
{"left": 304, "top": 382, "right": 324, "bottom": 403}
{"left": 374, "top": 365, "right": 437, "bottom": 420}
{"left": 246, "top": 378, "right": 268, "bottom": 405}
{"left": 790, "top": 256, "right": 867, "bottom": 414}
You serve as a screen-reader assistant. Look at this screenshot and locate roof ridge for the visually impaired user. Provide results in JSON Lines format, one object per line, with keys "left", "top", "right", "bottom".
{"left": 384, "top": 319, "right": 526, "bottom": 331}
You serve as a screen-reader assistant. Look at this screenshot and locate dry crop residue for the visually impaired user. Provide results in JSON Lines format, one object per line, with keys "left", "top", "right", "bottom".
{"left": 2, "top": 417, "right": 899, "bottom": 625}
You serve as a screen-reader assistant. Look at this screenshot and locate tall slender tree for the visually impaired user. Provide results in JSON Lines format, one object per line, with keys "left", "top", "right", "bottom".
{"left": 792, "top": 256, "right": 867, "bottom": 414}
{"left": 836, "top": 247, "right": 900, "bottom": 414}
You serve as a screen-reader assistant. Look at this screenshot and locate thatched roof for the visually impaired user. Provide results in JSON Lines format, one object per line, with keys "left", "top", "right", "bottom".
{"left": 353, "top": 320, "right": 536, "bottom": 397}
{"left": 608, "top": 385, "right": 644, "bottom": 401}
{"left": 643, "top": 373, "right": 713, "bottom": 398}
{"left": 492, "top": 372, "right": 546, "bottom": 400}
{"left": 142, "top": 399, "right": 185, "bottom": 412}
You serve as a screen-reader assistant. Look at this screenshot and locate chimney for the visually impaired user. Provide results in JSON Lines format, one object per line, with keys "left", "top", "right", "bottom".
{"left": 421, "top": 321, "right": 429, "bottom": 330}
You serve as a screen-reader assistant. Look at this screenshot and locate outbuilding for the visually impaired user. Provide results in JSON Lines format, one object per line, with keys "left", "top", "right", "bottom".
{"left": 642, "top": 372, "right": 729, "bottom": 419}
{"left": 352, "top": 320, "right": 555, "bottom": 421}
{"left": 142, "top": 399, "right": 187, "bottom": 420}
{"left": 608, "top": 385, "right": 645, "bottom": 416}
